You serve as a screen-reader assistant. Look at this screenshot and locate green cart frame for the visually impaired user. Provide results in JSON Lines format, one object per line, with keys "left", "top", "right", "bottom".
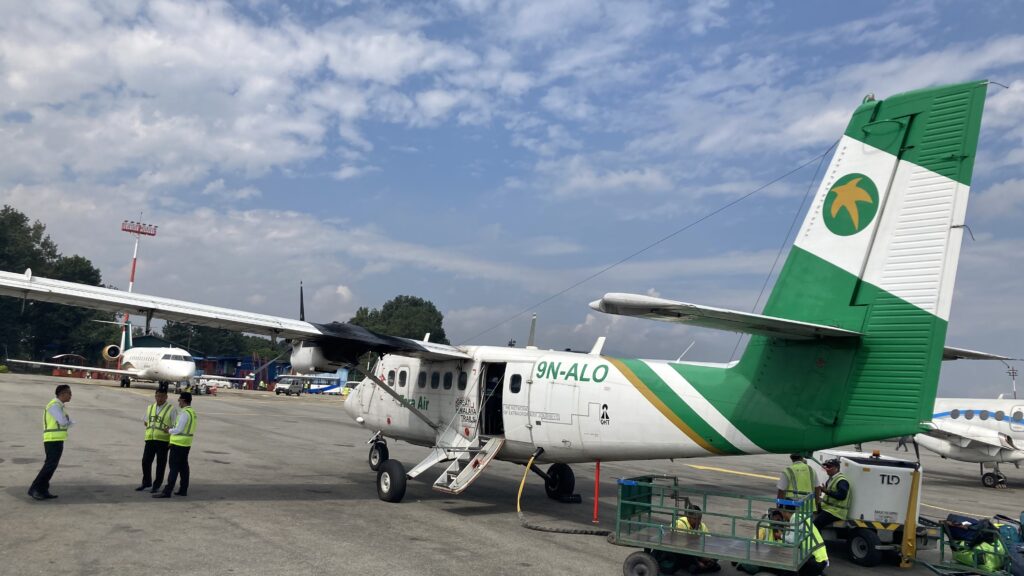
{"left": 917, "top": 522, "right": 1017, "bottom": 576}
{"left": 612, "top": 475, "right": 820, "bottom": 575}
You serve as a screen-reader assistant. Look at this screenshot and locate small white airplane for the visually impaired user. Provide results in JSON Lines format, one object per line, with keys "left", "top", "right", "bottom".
{"left": 0, "top": 80, "right": 1003, "bottom": 503}
{"left": 6, "top": 335, "right": 196, "bottom": 388}
{"left": 916, "top": 397, "right": 1024, "bottom": 487}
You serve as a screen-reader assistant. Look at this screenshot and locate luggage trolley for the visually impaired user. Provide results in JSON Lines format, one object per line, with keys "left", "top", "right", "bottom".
{"left": 611, "top": 475, "right": 822, "bottom": 575}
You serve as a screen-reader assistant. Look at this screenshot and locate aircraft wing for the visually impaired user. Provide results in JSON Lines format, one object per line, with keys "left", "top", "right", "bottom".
{"left": 277, "top": 374, "right": 342, "bottom": 381}
{"left": 0, "top": 269, "right": 470, "bottom": 363}
{"left": 941, "top": 346, "right": 1014, "bottom": 361}
{"left": 923, "top": 419, "right": 1016, "bottom": 452}
{"left": 589, "top": 292, "right": 860, "bottom": 340}
{"left": 5, "top": 358, "right": 139, "bottom": 377}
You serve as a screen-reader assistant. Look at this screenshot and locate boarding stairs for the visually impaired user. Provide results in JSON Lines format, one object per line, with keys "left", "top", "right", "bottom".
{"left": 432, "top": 435, "right": 505, "bottom": 495}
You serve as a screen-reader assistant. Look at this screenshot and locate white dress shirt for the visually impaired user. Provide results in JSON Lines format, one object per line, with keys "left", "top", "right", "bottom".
{"left": 47, "top": 399, "right": 73, "bottom": 428}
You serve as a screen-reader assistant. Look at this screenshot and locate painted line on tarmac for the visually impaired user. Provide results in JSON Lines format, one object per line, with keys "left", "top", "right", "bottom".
{"left": 685, "top": 464, "right": 776, "bottom": 480}
{"left": 920, "top": 502, "right": 992, "bottom": 517}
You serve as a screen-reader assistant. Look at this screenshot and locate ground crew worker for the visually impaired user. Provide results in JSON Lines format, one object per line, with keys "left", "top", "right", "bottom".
{"left": 673, "top": 505, "right": 721, "bottom": 573}
{"left": 777, "top": 454, "right": 818, "bottom": 509}
{"left": 814, "top": 458, "right": 851, "bottom": 530}
{"left": 137, "top": 385, "right": 178, "bottom": 493}
{"left": 154, "top": 392, "right": 195, "bottom": 499}
{"left": 780, "top": 508, "right": 829, "bottom": 575}
{"left": 28, "top": 384, "right": 74, "bottom": 500}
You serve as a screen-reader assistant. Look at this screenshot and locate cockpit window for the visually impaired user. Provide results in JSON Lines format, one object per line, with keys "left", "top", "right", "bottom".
{"left": 183, "top": 355, "right": 193, "bottom": 363}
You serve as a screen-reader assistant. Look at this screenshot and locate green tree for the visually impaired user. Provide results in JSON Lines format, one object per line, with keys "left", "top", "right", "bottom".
{"left": 348, "top": 295, "right": 449, "bottom": 344}
{"left": 346, "top": 295, "right": 449, "bottom": 379}
{"left": 0, "top": 205, "right": 119, "bottom": 362}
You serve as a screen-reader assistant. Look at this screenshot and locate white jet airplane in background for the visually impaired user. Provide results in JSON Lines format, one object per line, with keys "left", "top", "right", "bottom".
{"left": 6, "top": 337, "right": 195, "bottom": 388}
{"left": 0, "top": 80, "right": 1007, "bottom": 504}
{"left": 916, "top": 396, "right": 1024, "bottom": 487}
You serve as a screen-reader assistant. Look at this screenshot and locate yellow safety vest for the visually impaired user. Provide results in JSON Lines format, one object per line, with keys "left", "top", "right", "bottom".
{"left": 674, "top": 517, "right": 709, "bottom": 533}
{"left": 820, "top": 472, "right": 851, "bottom": 520}
{"left": 169, "top": 407, "right": 197, "bottom": 447}
{"left": 757, "top": 526, "right": 782, "bottom": 542}
{"left": 803, "top": 517, "right": 829, "bottom": 564}
{"left": 145, "top": 402, "right": 174, "bottom": 442}
{"left": 43, "top": 398, "right": 69, "bottom": 442}
{"left": 783, "top": 461, "right": 815, "bottom": 501}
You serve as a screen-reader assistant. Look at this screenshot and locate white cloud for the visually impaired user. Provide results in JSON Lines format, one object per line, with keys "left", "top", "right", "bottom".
{"left": 971, "top": 178, "right": 1024, "bottom": 220}
{"left": 686, "top": 0, "right": 729, "bottom": 35}
{"left": 541, "top": 155, "right": 673, "bottom": 198}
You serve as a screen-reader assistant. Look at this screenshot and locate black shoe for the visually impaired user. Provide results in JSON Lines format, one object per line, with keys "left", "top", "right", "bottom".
{"left": 42, "top": 492, "right": 58, "bottom": 499}
{"left": 152, "top": 492, "right": 171, "bottom": 498}
{"left": 135, "top": 484, "right": 151, "bottom": 491}
{"left": 27, "top": 489, "right": 46, "bottom": 501}
{"left": 150, "top": 488, "right": 161, "bottom": 494}
{"left": 174, "top": 491, "right": 187, "bottom": 497}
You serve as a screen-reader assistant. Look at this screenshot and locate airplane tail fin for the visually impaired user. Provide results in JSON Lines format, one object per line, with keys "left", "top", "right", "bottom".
{"left": 738, "top": 80, "right": 988, "bottom": 446}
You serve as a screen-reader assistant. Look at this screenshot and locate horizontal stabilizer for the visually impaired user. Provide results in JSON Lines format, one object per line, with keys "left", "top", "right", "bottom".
{"left": 941, "top": 346, "right": 1015, "bottom": 361}
{"left": 589, "top": 293, "right": 861, "bottom": 340}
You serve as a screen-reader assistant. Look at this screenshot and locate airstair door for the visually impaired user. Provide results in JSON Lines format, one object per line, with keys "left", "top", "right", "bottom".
{"left": 433, "top": 436, "right": 505, "bottom": 494}
{"left": 501, "top": 361, "right": 534, "bottom": 445}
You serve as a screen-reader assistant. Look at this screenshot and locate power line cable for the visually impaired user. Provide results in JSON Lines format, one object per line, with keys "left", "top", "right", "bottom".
{"left": 459, "top": 144, "right": 840, "bottom": 345}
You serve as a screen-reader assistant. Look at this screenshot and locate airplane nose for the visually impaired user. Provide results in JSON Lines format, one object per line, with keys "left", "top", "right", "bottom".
{"left": 343, "top": 383, "right": 363, "bottom": 423}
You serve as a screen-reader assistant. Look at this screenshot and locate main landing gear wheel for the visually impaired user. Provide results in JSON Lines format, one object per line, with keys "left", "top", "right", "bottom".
{"left": 544, "top": 463, "right": 576, "bottom": 500}
{"left": 120, "top": 377, "right": 130, "bottom": 388}
{"left": 981, "top": 472, "right": 1007, "bottom": 488}
{"left": 848, "top": 527, "right": 883, "bottom": 567}
{"left": 622, "top": 551, "right": 659, "bottom": 576}
{"left": 368, "top": 442, "right": 389, "bottom": 472}
{"left": 377, "top": 459, "right": 407, "bottom": 503}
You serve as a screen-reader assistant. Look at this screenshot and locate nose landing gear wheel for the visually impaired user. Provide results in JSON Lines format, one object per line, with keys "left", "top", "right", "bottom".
{"left": 377, "top": 459, "right": 407, "bottom": 503}
{"left": 368, "top": 442, "right": 389, "bottom": 472}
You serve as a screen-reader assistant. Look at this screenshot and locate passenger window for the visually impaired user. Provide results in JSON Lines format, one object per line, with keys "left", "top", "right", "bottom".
{"left": 398, "top": 371, "right": 408, "bottom": 388}
{"left": 965, "top": 410, "right": 974, "bottom": 420}
{"left": 950, "top": 409, "right": 960, "bottom": 419}
{"left": 510, "top": 374, "right": 522, "bottom": 393}
{"left": 431, "top": 372, "right": 440, "bottom": 389}
{"left": 980, "top": 410, "right": 990, "bottom": 420}
{"left": 995, "top": 411, "right": 1005, "bottom": 421}
{"left": 387, "top": 370, "right": 396, "bottom": 386}
{"left": 1014, "top": 411, "right": 1023, "bottom": 422}
{"left": 458, "top": 371, "right": 468, "bottom": 391}
{"left": 443, "top": 372, "right": 453, "bottom": 390}
{"left": 418, "top": 371, "right": 427, "bottom": 388}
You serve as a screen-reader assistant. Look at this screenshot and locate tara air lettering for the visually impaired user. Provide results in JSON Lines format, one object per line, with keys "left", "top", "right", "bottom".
{"left": 915, "top": 397, "right": 1024, "bottom": 487}
{"left": 0, "top": 81, "right": 1003, "bottom": 503}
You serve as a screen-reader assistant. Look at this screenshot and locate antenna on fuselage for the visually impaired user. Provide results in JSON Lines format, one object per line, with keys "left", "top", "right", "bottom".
{"left": 527, "top": 313, "right": 537, "bottom": 348}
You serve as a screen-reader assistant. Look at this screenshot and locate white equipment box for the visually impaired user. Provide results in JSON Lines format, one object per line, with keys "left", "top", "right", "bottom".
{"left": 813, "top": 450, "right": 922, "bottom": 525}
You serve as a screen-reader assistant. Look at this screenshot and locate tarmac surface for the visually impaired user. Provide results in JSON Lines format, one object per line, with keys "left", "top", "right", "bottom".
{"left": 1, "top": 372, "right": 1020, "bottom": 576}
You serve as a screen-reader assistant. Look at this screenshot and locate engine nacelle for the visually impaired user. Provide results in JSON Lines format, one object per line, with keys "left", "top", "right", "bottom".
{"left": 289, "top": 341, "right": 338, "bottom": 373}
{"left": 102, "top": 344, "right": 122, "bottom": 361}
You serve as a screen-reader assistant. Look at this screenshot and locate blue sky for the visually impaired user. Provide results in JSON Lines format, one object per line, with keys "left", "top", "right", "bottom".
{"left": 2, "top": 0, "right": 1023, "bottom": 397}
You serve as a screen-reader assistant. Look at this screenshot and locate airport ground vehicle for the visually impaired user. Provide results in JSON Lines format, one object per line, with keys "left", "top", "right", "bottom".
{"left": 812, "top": 450, "right": 937, "bottom": 567}
{"left": 275, "top": 380, "right": 303, "bottom": 396}
{"left": 612, "top": 475, "right": 821, "bottom": 575}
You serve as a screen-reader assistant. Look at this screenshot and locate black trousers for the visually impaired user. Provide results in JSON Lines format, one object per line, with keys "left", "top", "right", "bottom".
{"left": 813, "top": 510, "right": 841, "bottom": 531}
{"left": 141, "top": 440, "right": 170, "bottom": 488}
{"left": 163, "top": 444, "right": 190, "bottom": 495}
{"left": 30, "top": 441, "right": 64, "bottom": 494}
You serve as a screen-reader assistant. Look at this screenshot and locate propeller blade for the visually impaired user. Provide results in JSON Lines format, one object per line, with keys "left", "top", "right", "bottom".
{"left": 299, "top": 281, "right": 305, "bottom": 322}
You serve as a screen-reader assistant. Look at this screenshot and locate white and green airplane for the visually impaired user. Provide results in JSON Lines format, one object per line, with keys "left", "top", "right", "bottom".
{"left": 0, "top": 80, "right": 997, "bottom": 503}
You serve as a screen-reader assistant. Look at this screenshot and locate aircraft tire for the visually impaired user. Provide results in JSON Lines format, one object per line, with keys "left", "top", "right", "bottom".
{"left": 982, "top": 472, "right": 999, "bottom": 488}
{"left": 276, "top": 389, "right": 281, "bottom": 395}
{"left": 369, "top": 442, "right": 388, "bottom": 471}
{"left": 848, "top": 527, "right": 882, "bottom": 566}
{"left": 377, "top": 459, "right": 406, "bottom": 503}
{"left": 544, "top": 463, "right": 575, "bottom": 500}
{"left": 622, "top": 550, "right": 658, "bottom": 576}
